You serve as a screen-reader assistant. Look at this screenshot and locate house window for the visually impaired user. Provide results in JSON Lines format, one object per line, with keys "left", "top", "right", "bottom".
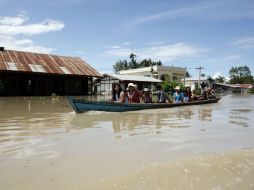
{"left": 29, "top": 64, "right": 46, "bottom": 73}
{"left": 60, "top": 66, "right": 71, "bottom": 74}
{"left": 6, "top": 62, "right": 18, "bottom": 71}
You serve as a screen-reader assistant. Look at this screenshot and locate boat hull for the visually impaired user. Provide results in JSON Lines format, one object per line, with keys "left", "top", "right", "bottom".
{"left": 68, "top": 97, "right": 221, "bottom": 113}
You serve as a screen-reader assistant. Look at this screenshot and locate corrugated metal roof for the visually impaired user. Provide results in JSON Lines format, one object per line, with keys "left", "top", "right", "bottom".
{"left": 181, "top": 77, "right": 210, "bottom": 81}
{"left": 105, "top": 73, "right": 161, "bottom": 83}
{"left": 216, "top": 83, "right": 253, "bottom": 89}
{"left": 0, "top": 49, "right": 101, "bottom": 77}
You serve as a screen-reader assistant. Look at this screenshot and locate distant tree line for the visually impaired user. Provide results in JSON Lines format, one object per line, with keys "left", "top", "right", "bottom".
{"left": 229, "top": 66, "right": 253, "bottom": 84}
{"left": 214, "top": 65, "right": 253, "bottom": 84}
{"left": 113, "top": 53, "right": 162, "bottom": 73}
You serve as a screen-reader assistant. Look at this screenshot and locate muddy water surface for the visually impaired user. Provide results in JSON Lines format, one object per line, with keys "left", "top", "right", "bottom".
{"left": 0, "top": 94, "right": 254, "bottom": 189}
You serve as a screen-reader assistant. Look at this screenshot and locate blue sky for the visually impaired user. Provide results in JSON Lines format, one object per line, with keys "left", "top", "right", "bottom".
{"left": 1, "top": 0, "right": 254, "bottom": 78}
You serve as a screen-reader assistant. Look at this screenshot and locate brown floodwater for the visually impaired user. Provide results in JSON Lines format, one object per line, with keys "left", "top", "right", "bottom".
{"left": 0, "top": 94, "right": 254, "bottom": 190}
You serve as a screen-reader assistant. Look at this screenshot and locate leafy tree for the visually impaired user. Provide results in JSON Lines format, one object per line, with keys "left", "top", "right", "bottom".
{"left": 113, "top": 60, "right": 128, "bottom": 73}
{"left": 129, "top": 53, "right": 138, "bottom": 69}
{"left": 229, "top": 65, "right": 253, "bottom": 84}
{"left": 215, "top": 76, "right": 226, "bottom": 83}
{"left": 161, "top": 80, "right": 185, "bottom": 95}
{"left": 112, "top": 53, "right": 162, "bottom": 73}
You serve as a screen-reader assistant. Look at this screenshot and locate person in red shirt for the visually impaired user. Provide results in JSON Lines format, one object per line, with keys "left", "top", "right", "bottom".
{"left": 126, "top": 83, "right": 142, "bottom": 103}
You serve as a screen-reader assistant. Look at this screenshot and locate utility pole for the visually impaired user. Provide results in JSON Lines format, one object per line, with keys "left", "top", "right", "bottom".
{"left": 195, "top": 66, "right": 204, "bottom": 86}
{"left": 184, "top": 66, "right": 187, "bottom": 86}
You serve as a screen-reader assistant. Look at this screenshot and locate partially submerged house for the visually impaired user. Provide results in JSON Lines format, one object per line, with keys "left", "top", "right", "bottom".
{"left": 94, "top": 73, "right": 161, "bottom": 95}
{"left": 0, "top": 48, "right": 100, "bottom": 96}
{"left": 215, "top": 83, "right": 254, "bottom": 93}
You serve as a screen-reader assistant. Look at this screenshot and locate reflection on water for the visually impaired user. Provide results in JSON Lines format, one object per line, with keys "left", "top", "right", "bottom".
{"left": 71, "top": 109, "right": 197, "bottom": 138}
{"left": 0, "top": 94, "right": 254, "bottom": 190}
{"left": 229, "top": 108, "right": 251, "bottom": 128}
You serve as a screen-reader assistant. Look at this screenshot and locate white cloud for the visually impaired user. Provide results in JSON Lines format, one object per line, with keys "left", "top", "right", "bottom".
{"left": 231, "top": 37, "right": 254, "bottom": 48}
{"left": 123, "top": 42, "right": 131, "bottom": 46}
{"left": 107, "top": 45, "right": 122, "bottom": 49}
{"left": 0, "top": 15, "right": 64, "bottom": 36}
{"left": 0, "top": 13, "right": 28, "bottom": 26}
{"left": 0, "top": 13, "right": 64, "bottom": 53}
{"left": 140, "top": 43, "right": 205, "bottom": 62}
{"left": 146, "top": 41, "right": 166, "bottom": 46}
{"left": 104, "top": 42, "right": 206, "bottom": 62}
{"left": 212, "top": 72, "right": 223, "bottom": 79}
{"left": 206, "top": 54, "right": 241, "bottom": 63}
{"left": 212, "top": 72, "right": 229, "bottom": 81}
{"left": 130, "top": 1, "right": 223, "bottom": 25}
{"left": 129, "top": 0, "right": 254, "bottom": 25}
{"left": 104, "top": 47, "right": 133, "bottom": 57}
{"left": 0, "top": 35, "right": 53, "bottom": 53}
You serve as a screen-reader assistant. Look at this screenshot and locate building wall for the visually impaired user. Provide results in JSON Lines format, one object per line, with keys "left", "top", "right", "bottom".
{"left": 0, "top": 72, "right": 92, "bottom": 96}
{"left": 119, "top": 65, "right": 186, "bottom": 81}
{"left": 183, "top": 79, "right": 215, "bottom": 90}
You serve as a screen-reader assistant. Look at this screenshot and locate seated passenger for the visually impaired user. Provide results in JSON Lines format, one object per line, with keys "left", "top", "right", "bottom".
{"left": 156, "top": 85, "right": 168, "bottom": 103}
{"left": 207, "top": 88, "right": 216, "bottom": 99}
{"left": 142, "top": 88, "right": 152, "bottom": 103}
{"left": 126, "top": 83, "right": 142, "bottom": 103}
{"left": 191, "top": 90, "right": 199, "bottom": 101}
{"left": 111, "top": 83, "right": 122, "bottom": 101}
{"left": 183, "top": 87, "right": 192, "bottom": 102}
{"left": 199, "top": 87, "right": 209, "bottom": 100}
{"left": 121, "top": 88, "right": 129, "bottom": 103}
{"left": 173, "top": 86, "right": 184, "bottom": 103}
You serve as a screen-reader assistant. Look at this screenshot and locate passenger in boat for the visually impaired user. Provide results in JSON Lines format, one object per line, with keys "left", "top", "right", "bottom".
{"left": 111, "top": 83, "right": 126, "bottom": 103}
{"left": 183, "top": 87, "right": 192, "bottom": 102}
{"left": 120, "top": 87, "right": 129, "bottom": 103}
{"left": 111, "top": 83, "right": 121, "bottom": 101}
{"left": 191, "top": 90, "right": 199, "bottom": 101}
{"left": 173, "top": 86, "right": 184, "bottom": 103}
{"left": 199, "top": 87, "right": 209, "bottom": 100}
{"left": 200, "top": 82, "right": 206, "bottom": 96}
{"left": 127, "top": 83, "right": 142, "bottom": 103}
{"left": 207, "top": 87, "right": 216, "bottom": 99}
{"left": 156, "top": 85, "right": 168, "bottom": 103}
{"left": 142, "top": 88, "right": 152, "bottom": 103}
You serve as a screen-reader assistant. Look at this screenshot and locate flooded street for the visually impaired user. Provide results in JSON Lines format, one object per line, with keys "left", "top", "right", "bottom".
{"left": 0, "top": 94, "right": 254, "bottom": 190}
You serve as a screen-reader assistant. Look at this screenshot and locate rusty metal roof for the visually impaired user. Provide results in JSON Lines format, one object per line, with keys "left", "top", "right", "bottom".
{"left": 0, "top": 49, "right": 101, "bottom": 77}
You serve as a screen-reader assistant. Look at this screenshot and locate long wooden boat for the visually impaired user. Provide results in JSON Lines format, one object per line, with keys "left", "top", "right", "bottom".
{"left": 67, "top": 97, "right": 221, "bottom": 113}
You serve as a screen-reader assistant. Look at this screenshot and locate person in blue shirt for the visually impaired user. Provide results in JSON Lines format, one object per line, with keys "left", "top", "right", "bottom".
{"left": 173, "top": 86, "right": 184, "bottom": 103}
{"left": 156, "top": 85, "right": 168, "bottom": 103}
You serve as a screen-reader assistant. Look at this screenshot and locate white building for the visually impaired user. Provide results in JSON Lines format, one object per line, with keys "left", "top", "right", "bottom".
{"left": 181, "top": 77, "right": 215, "bottom": 90}
{"left": 119, "top": 65, "right": 186, "bottom": 81}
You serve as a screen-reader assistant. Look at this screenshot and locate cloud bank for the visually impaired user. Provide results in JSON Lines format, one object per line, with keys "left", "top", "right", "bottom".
{"left": 129, "top": 0, "right": 254, "bottom": 25}
{"left": 104, "top": 42, "right": 206, "bottom": 63}
{"left": 0, "top": 13, "right": 64, "bottom": 53}
{"left": 231, "top": 37, "right": 254, "bottom": 48}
